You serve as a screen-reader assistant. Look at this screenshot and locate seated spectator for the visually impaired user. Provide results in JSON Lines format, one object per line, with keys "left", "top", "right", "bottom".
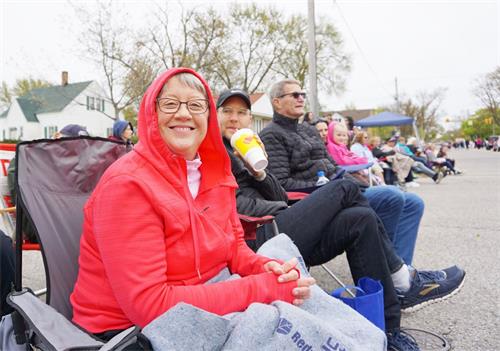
{"left": 438, "top": 144, "right": 462, "bottom": 174}
{"left": 1, "top": 230, "right": 15, "bottom": 317}
{"left": 406, "top": 137, "right": 421, "bottom": 157}
{"left": 326, "top": 122, "right": 368, "bottom": 165}
{"left": 314, "top": 119, "right": 328, "bottom": 144}
{"left": 260, "top": 79, "right": 428, "bottom": 266}
{"left": 397, "top": 136, "right": 443, "bottom": 184}
{"left": 71, "top": 68, "right": 323, "bottom": 349}
{"left": 377, "top": 136, "right": 418, "bottom": 187}
{"left": 301, "top": 111, "right": 314, "bottom": 124}
{"left": 350, "top": 130, "right": 386, "bottom": 185}
{"left": 218, "top": 88, "right": 465, "bottom": 351}
{"left": 343, "top": 116, "right": 356, "bottom": 147}
{"left": 326, "top": 122, "right": 372, "bottom": 186}
{"left": 110, "top": 119, "right": 134, "bottom": 147}
{"left": 425, "top": 144, "right": 457, "bottom": 174}
{"left": 53, "top": 124, "right": 89, "bottom": 139}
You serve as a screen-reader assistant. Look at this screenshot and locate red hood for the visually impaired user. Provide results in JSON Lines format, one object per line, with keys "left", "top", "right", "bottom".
{"left": 134, "top": 67, "right": 236, "bottom": 191}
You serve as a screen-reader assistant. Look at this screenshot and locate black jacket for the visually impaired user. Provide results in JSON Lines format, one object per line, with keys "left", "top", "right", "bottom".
{"left": 259, "top": 112, "right": 339, "bottom": 190}
{"left": 372, "top": 147, "right": 395, "bottom": 159}
{"left": 223, "top": 138, "right": 288, "bottom": 217}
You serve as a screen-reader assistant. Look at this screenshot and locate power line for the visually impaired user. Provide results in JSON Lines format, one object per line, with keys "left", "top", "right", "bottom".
{"left": 331, "top": 0, "right": 394, "bottom": 100}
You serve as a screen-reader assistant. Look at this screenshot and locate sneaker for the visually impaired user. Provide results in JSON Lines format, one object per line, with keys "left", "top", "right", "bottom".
{"left": 405, "top": 181, "right": 420, "bottom": 188}
{"left": 387, "top": 329, "right": 420, "bottom": 351}
{"left": 398, "top": 266, "right": 465, "bottom": 313}
{"left": 432, "top": 172, "right": 444, "bottom": 184}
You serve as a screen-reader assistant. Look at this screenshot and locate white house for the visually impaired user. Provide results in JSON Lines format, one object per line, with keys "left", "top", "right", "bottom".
{"left": 249, "top": 93, "right": 273, "bottom": 133}
{"left": 0, "top": 73, "right": 116, "bottom": 141}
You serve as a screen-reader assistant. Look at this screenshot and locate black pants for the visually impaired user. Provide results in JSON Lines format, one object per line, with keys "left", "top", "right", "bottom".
{"left": 257, "top": 179, "right": 403, "bottom": 331}
{"left": 1, "top": 231, "right": 15, "bottom": 316}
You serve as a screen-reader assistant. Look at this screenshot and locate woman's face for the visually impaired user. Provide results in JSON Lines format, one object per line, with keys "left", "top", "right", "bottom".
{"left": 361, "top": 133, "right": 369, "bottom": 145}
{"left": 333, "top": 126, "right": 348, "bottom": 145}
{"left": 315, "top": 122, "right": 328, "bottom": 143}
{"left": 156, "top": 75, "right": 209, "bottom": 160}
{"left": 122, "top": 125, "right": 133, "bottom": 141}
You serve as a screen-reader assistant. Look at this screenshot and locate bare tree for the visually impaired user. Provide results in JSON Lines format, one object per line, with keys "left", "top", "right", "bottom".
{"left": 474, "top": 66, "right": 500, "bottom": 125}
{"left": 271, "top": 15, "right": 350, "bottom": 95}
{"left": 399, "top": 88, "right": 447, "bottom": 140}
{"left": 73, "top": 1, "right": 150, "bottom": 119}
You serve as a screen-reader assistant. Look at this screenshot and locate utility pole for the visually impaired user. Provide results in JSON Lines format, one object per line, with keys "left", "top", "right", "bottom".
{"left": 307, "top": 0, "right": 319, "bottom": 119}
{"left": 394, "top": 77, "right": 400, "bottom": 113}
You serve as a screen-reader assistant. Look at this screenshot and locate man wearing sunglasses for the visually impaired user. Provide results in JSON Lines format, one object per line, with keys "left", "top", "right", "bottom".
{"left": 259, "top": 79, "right": 466, "bottom": 351}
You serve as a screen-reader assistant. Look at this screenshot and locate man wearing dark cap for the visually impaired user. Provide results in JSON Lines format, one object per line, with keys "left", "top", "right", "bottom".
{"left": 216, "top": 89, "right": 465, "bottom": 351}
{"left": 55, "top": 124, "right": 89, "bottom": 139}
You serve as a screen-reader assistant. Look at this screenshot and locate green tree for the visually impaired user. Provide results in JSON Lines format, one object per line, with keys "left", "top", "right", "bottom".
{"left": 0, "top": 78, "right": 52, "bottom": 107}
{"left": 461, "top": 109, "right": 499, "bottom": 139}
{"left": 273, "top": 15, "right": 350, "bottom": 95}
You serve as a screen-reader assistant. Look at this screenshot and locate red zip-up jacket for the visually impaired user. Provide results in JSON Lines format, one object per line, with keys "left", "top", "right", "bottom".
{"left": 70, "top": 68, "right": 296, "bottom": 333}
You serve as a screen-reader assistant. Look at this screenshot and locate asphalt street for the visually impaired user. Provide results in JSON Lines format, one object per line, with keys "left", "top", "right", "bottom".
{"left": 20, "top": 148, "right": 499, "bottom": 350}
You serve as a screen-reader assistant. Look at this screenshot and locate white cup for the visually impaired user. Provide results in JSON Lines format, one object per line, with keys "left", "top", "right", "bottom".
{"left": 230, "top": 128, "right": 268, "bottom": 171}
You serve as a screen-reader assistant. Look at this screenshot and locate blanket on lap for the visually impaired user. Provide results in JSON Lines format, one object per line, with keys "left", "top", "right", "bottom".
{"left": 142, "top": 234, "right": 386, "bottom": 351}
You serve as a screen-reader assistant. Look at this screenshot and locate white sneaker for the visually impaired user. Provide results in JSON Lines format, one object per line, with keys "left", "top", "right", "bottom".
{"left": 406, "top": 181, "right": 420, "bottom": 188}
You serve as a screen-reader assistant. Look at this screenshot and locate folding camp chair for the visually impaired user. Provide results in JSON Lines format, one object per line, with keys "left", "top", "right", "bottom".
{"left": 5, "top": 136, "right": 142, "bottom": 350}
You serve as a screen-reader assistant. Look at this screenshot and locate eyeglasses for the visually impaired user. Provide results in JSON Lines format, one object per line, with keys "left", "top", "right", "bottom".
{"left": 156, "top": 98, "right": 209, "bottom": 114}
{"left": 220, "top": 107, "right": 250, "bottom": 118}
{"left": 278, "top": 92, "right": 307, "bottom": 99}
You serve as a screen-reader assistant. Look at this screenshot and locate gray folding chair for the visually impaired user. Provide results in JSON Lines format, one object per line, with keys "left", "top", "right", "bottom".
{"left": 6, "top": 136, "right": 142, "bottom": 350}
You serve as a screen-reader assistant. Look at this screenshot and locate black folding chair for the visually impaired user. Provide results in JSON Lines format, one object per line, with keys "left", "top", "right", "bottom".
{"left": 6, "top": 136, "right": 142, "bottom": 350}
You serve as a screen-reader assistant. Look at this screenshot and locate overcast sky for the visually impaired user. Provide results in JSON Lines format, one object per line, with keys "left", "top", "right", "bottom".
{"left": 1, "top": 0, "right": 498, "bottom": 120}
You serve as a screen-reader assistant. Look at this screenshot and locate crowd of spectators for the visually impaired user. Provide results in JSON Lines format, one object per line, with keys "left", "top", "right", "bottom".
{"left": 1, "top": 71, "right": 470, "bottom": 351}
{"left": 312, "top": 118, "right": 464, "bottom": 188}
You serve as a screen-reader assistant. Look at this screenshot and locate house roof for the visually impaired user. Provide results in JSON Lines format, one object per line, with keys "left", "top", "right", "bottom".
{"left": 14, "top": 81, "right": 93, "bottom": 122}
{"left": 322, "top": 109, "right": 375, "bottom": 123}
{"left": 249, "top": 93, "right": 264, "bottom": 104}
{"left": 0, "top": 107, "right": 9, "bottom": 119}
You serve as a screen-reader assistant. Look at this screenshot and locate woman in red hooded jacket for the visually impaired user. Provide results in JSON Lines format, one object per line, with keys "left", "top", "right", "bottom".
{"left": 70, "top": 68, "right": 314, "bottom": 342}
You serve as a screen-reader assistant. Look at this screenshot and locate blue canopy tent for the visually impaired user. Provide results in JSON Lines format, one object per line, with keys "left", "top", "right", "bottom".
{"left": 354, "top": 111, "right": 422, "bottom": 144}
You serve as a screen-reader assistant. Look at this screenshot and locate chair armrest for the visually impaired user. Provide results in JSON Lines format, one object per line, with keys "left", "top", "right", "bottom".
{"left": 7, "top": 289, "right": 139, "bottom": 351}
{"left": 238, "top": 214, "right": 275, "bottom": 225}
{"left": 286, "top": 192, "right": 308, "bottom": 204}
{"left": 239, "top": 214, "right": 275, "bottom": 241}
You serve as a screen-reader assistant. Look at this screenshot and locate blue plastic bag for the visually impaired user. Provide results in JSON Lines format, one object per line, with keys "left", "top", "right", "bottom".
{"left": 331, "top": 277, "right": 385, "bottom": 331}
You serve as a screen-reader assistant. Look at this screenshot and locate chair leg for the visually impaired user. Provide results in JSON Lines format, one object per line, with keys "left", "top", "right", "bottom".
{"left": 320, "top": 264, "right": 355, "bottom": 297}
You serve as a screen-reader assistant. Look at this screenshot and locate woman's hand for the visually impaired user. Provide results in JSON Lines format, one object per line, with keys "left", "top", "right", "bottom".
{"left": 292, "top": 277, "right": 316, "bottom": 306}
{"left": 264, "top": 258, "right": 316, "bottom": 305}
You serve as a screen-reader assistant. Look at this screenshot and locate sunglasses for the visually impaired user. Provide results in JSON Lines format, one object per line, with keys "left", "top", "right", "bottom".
{"left": 278, "top": 92, "right": 307, "bottom": 99}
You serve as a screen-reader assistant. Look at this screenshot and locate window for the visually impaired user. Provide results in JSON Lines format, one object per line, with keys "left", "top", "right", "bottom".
{"left": 2, "top": 130, "right": 5, "bottom": 140}
{"left": 44, "top": 126, "right": 58, "bottom": 139}
{"left": 106, "top": 127, "right": 113, "bottom": 137}
{"left": 96, "top": 98, "right": 101, "bottom": 111}
{"left": 253, "top": 118, "right": 263, "bottom": 133}
{"left": 87, "top": 96, "right": 95, "bottom": 110}
{"left": 101, "top": 100, "right": 105, "bottom": 112}
{"left": 9, "top": 127, "right": 17, "bottom": 139}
